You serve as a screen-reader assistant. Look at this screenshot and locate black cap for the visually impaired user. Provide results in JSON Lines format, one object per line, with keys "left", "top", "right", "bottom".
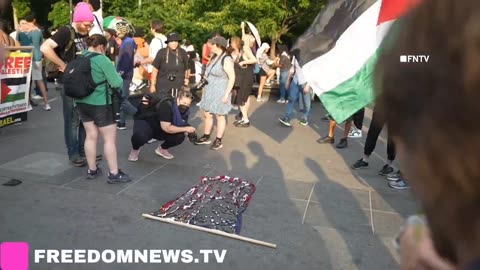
{"left": 208, "top": 36, "right": 228, "bottom": 48}
{"left": 166, "top": 32, "right": 182, "bottom": 43}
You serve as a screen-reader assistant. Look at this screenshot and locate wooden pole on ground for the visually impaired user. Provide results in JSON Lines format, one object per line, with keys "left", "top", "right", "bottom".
{"left": 142, "top": 213, "right": 277, "bottom": 249}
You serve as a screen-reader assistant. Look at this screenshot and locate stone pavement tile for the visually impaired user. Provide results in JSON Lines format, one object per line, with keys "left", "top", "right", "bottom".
{"left": 121, "top": 163, "right": 211, "bottom": 203}
{"left": 64, "top": 160, "right": 165, "bottom": 194}
{"left": 370, "top": 190, "right": 419, "bottom": 218}
{"left": 239, "top": 215, "right": 335, "bottom": 270}
{"left": 311, "top": 182, "right": 371, "bottom": 211}
{"left": 304, "top": 200, "right": 372, "bottom": 235}
{"left": 372, "top": 211, "right": 404, "bottom": 238}
{"left": 312, "top": 226, "right": 399, "bottom": 270}
{"left": 0, "top": 152, "right": 71, "bottom": 176}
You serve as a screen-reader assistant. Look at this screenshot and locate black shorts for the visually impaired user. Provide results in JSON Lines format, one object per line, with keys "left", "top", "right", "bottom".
{"left": 76, "top": 103, "right": 115, "bottom": 127}
{"left": 259, "top": 68, "right": 267, "bottom": 77}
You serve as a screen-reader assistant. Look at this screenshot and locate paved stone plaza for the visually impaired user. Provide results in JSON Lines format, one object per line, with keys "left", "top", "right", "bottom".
{"left": 0, "top": 87, "right": 418, "bottom": 269}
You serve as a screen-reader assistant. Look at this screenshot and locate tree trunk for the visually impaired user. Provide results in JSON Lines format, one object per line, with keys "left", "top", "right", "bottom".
{"left": 270, "top": 40, "right": 277, "bottom": 58}
{"left": 12, "top": 3, "right": 18, "bottom": 30}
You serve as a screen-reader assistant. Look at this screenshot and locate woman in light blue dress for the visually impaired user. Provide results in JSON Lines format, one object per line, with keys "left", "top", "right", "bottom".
{"left": 195, "top": 36, "right": 235, "bottom": 150}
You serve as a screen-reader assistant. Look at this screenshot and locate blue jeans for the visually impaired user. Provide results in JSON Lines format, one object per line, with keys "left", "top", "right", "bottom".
{"left": 284, "top": 82, "right": 312, "bottom": 120}
{"left": 119, "top": 79, "right": 138, "bottom": 125}
{"left": 61, "top": 88, "right": 85, "bottom": 160}
{"left": 279, "top": 70, "right": 290, "bottom": 100}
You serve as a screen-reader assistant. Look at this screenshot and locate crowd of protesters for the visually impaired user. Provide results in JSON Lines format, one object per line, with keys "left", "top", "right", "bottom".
{"left": 3, "top": 1, "right": 480, "bottom": 269}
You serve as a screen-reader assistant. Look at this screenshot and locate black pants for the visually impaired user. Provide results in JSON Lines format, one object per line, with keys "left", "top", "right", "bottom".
{"left": 352, "top": 108, "right": 365, "bottom": 130}
{"left": 131, "top": 120, "right": 185, "bottom": 150}
{"left": 364, "top": 109, "right": 396, "bottom": 161}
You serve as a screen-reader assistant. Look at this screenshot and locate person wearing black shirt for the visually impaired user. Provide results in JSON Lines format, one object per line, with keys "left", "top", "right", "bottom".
{"left": 128, "top": 90, "right": 195, "bottom": 161}
{"left": 40, "top": 2, "right": 94, "bottom": 167}
{"left": 150, "top": 32, "right": 189, "bottom": 97}
{"left": 104, "top": 29, "right": 118, "bottom": 64}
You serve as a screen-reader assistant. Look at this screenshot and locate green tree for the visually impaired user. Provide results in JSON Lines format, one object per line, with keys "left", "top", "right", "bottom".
{"left": 48, "top": 0, "right": 70, "bottom": 29}
{"left": 199, "top": 0, "right": 326, "bottom": 55}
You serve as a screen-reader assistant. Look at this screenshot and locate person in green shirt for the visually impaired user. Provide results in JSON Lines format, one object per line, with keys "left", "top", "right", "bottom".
{"left": 75, "top": 34, "right": 132, "bottom": 184}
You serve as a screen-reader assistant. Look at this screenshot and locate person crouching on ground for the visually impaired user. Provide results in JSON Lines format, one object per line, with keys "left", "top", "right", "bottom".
{"left": 128, "top": 90, "right": 195, "bottom": 161}
{"left": 75, "top": 34, "right": 132, "bottom": 183}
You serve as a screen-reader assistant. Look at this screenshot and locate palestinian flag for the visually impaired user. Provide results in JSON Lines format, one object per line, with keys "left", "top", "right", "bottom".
{"left": 293, "top": 0, "right": 420, "bottom": 123}
{"left": 1, "top": 78, "right": 27, "bottom": 104}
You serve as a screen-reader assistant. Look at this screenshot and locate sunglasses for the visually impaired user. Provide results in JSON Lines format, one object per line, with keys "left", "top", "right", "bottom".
{"left": 82, "top": 23, "right": 94, "bottom": 29}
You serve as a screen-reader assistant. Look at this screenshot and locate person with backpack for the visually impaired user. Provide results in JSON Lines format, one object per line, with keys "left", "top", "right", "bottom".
{"left": 40, "top": 2, "right": 95, "bottom": 167}
{"left": 141, "top": 20, "right": 167, "bottom": 84}
{"left": 128, "top": 90, "right": 195, "bottom": 161}
{"left": 115, "top": 22, "right": 138, "bottom": 130}
{"left": 194, "top": 36, "right": 235, "bottom": 150}
{"left": 63, "top": 34, "right": 131, "bottom": 183}
{"left": 150, "top": 32, "right": 189, "bottom": 97}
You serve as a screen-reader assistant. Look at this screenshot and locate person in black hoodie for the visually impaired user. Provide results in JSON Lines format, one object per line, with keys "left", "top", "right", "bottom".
{"left": 128, "top": 90, "right": 195, "bottom": 161}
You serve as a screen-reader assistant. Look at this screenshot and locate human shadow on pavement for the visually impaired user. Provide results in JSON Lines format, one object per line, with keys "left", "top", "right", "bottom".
{"left": 226, "top": 142, "right": 333, "bottom": 269}
{"left": 305, "top": 158, "right": 399, "bottom": 270}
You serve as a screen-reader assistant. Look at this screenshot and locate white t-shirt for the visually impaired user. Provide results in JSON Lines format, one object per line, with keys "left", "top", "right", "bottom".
{"left": 89, "top": 10, "right": 104, "bottom": 36}
{"left": 148, "top": 34, "right": 167, "bottom": 73}
{"left": 292, "top": 57, "right": 307, "bottom": 85}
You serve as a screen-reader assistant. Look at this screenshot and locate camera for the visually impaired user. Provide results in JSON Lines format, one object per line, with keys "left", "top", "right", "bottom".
{"left": 187, "top": 131, "right": 198, "bottom": 144}
{"left": 167, "top": 74, "right": 176, "bottom": 81}
{"left": 191, "top": 78, "right": 208, "bottom": 92}
{"left": 111, "top": 90, "right": 121, "bottom": 123}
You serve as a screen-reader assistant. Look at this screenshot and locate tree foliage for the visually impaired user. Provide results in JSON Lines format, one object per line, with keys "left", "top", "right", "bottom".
{"left": 12, "top": 0, "right": 325, "bottom": 54}
{"left": 12, "top": 0, "right": 30, "bottom": 20}
{"left": 48, "top": 0, "right": 70, "bottom": 29}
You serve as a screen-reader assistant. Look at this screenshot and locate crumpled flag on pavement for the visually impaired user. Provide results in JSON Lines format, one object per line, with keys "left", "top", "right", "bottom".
{"left": 148, "top": 176, "right": 256, "bottom": 235}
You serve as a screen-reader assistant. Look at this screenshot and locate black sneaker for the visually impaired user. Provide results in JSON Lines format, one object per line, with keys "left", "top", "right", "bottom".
{"left": 299, "top": 118, "right": 309, "bottom": 126}
{"left": 87, "top": 166, "right": 102, "bottom": 180}
{"left": 117, "top": 123, "right": 127, "bottom": 130}
{"left": 210, "top": 139, "right": 223, "bottom": 150}
{"left": 379, "top": 164, "right": 394, "bottom": 176}
{"left": 336, "top": 138, "right": 348, "bottom": 149}
{"left": 107, "top": 170, "right": 132, "bottom": 184}
{"left": 279, "top": 117, "right": 291, "bottom": 127}
{"left": 352, "top": 159, "right": 369, "bottom": 169}
{"left": 321, "top": 114, "right": 332, "bottom": 122}
{"left": 235, "top": 121, "right": 250, "bottom": 128}
{"left": 70, "top": 157, "right": 87, "bottom": 167}
{"left": 316, "top": 136, "right": 334, "bottom": 144}
{"left": 235, "top": 113, "right": 243, "bottom": 121}
{"left": 194, "top": 135, "right": 211, "bottom": 145}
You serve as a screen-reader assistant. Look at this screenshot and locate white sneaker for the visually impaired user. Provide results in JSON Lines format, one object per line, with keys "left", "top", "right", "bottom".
{"left": 43, "top": 104, "right": 51, "bottom": 111}
{"left": 147, "top": 138, "right": 157, "bottom": 144}
{"left": 348, "top": 126, "right": 362, "bottom": 138}
{"left": 155, "top": 147, "right": 174, "bottom": 159}
{"left": 32, "top": 94, "right": 43, "bottom": 100}
{"left": 196, "top": 102, "right": 202, "bottom": 107}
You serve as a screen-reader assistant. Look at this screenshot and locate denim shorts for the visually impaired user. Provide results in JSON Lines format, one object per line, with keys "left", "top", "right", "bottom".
{"left": 76, "top": 103, "right": 115, "bottom": 127}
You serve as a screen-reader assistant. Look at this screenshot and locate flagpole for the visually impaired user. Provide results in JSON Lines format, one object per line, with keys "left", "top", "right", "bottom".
{"left": 69, "top": 0, "right": 73, "bottom": 23}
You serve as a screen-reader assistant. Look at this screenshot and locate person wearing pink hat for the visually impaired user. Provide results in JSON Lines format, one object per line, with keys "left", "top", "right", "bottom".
{"left": 41, "top": 2, "right": 98, "bottom": 167}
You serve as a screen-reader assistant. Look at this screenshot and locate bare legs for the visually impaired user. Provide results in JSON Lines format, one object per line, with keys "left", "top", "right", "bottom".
{"left": 257, "top": 76, "right": 267, "bottom": 100}
{"left": 203, "top": 111, "right": 214, "bottom": 136}
{"left": 35, "top": 79, "right": 49, "bottom": 105}
{"left": 216, "top": 115, "right": 226, "bottom": 138}
{"left": 82, "top": 122, "right": 118, "bottom": 174}
{"left": 239, "top": 98, "right": 250, "bottom": 123}
{"left": 257, "top": 71, "right": 276, "bottom": 100}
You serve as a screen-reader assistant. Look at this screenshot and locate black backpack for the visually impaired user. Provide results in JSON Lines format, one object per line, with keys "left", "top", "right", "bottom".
{"left": 63, "top": 53, "right": 106, "bottom": 98}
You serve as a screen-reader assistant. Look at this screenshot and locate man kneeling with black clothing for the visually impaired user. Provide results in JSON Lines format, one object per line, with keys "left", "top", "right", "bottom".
{"left": 128, "top": 90, "right": 195, "bottom": 161}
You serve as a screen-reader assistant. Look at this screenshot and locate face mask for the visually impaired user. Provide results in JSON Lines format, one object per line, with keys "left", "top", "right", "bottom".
{"left": 178, "top": 105, "right": 189, "bottom": 114}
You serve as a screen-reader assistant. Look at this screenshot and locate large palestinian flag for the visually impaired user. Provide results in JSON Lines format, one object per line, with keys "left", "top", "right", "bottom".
{"left": 293, "top": 0, "right": 420, "bottom": 123}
